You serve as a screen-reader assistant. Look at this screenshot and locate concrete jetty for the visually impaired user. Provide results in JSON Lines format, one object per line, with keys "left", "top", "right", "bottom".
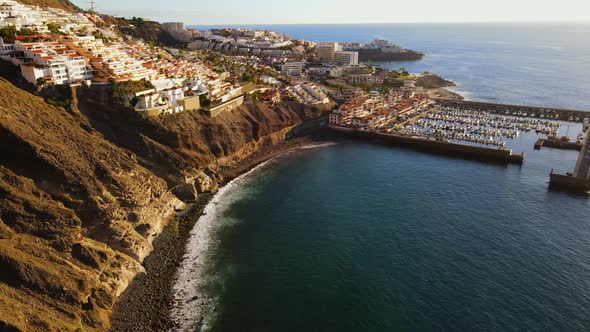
{"left": 534, "top": 138, "right": 582, "bottom": 151}
{"left": 549, "top": 128, "right": 590, "bottom": 194}
{"left": 330, "top": 126, "right": 525, "bottom": 165}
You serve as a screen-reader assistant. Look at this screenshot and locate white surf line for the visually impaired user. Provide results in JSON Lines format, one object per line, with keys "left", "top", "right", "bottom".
{"left": 169, "top": 142, "right": 337, "bottom": 331}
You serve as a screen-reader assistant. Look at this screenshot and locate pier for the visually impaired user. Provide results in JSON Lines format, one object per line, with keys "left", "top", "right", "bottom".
{"left": 330, "top": 126, "right": 525, "bottom": 165}
{"left": 549, "top": 128, "right": 590, "bottom": 194}
{"left": 534, "top": 138, "right": 582, "bottom": 151}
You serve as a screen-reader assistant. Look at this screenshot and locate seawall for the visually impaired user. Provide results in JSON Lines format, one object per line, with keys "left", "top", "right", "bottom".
{"left": 534, "top": 138, "right": 582, "bottom": 151}
{"left": 330, "top": 126, "right": 525, "bottom": 165}
{"left": 549, "top": 173, "right": 590, "bottom": 194}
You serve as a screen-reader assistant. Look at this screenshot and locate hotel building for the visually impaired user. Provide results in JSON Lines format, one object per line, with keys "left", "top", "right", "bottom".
{"left": 317, "top": 42, "right": 359, "bottom": 66}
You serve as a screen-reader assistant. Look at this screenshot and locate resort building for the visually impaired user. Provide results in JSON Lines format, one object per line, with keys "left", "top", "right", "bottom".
{"left": 259, "top": 75, "right": 279, "bottom": 85}
{"left": 286, "top": 83, "right": 330, "bottom": 105}
{"left": 13, "top": 38, "right": 93, "bottom": 85}
{"left": 317, "top": 42, "right": 359, "bottom": 66}
{"left": 334, "top": 51, "right": 359, "bottom": 66}
{"left": 0, "top": 1, "right": 93, "bottom": 32}
{"left": 317, "top": 42, "right": 342, "bottom": 63}
{"left": 0, "top": 37, "right": 14, "bottom": 55}
{"left": 161, "top": 22, "right": 194, "bottom": 42}
{"left": 281, "top": 61, "right": 305, "bottom": 76}
{"left": 135, "top": 87, "right": 188, "bottom": 115}
{"left": 329, "top": 113, "right": 341, "bottom": 125}
{"left": 64, "top": 36, "right": 157, "bottom": 81}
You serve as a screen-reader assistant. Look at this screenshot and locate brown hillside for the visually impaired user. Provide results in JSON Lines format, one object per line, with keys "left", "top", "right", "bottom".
{"left": 0, "top": 78, "right": 183, "bottom": 331}
{"left": 0, "top": 77, "right": 331, "bottom": 330}
{"left": 16, "top": 0, "right": 81, "bottom": 12}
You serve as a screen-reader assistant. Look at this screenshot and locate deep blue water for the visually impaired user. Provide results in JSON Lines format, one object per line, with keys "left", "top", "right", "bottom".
{"left": 174, "top": 24, "right": 590, "bottom": 331}
{"left": 190, "top": 23, "right": 590, "bottom": 110}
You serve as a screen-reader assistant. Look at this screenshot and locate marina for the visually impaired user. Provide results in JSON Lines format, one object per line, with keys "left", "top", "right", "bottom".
{"left": 394, "top": 105, "right": 564, "bottom": 149}
{"left": 436, "top": 100, "right": 590, "bottom": 122}
{"left": 330, "top": 100, "right": 589, "bottom": 168}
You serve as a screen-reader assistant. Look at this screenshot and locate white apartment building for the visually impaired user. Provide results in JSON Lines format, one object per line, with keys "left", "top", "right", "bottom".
{"left": 287, "top": 83, "right": 330, "bottom": 105}
{"left": 14, "top": 39, "right": 93, "bottom": 85}
{"left": 64, "top": 37, "right": 157, "bottom": 81}
{"left": 0, "top": 37, "right": 14, "bottom": 55}
{"left": 135, "top": 88, "right": 185, "bottom": 115}
{"left": 334, "top": 51, "right": 359, "bottom": 66}
{"left": 0, "top": 1, "right": 93, "bottom": 32}
{"left": 317, "top": 42, "right": 358, "bottom": 66}
{"left": 159, "top": 86, "right": 185, "bottom": 107}
{"left": 281, "top": 61, "right": 305, "bottom": 76}
{"left": 329, "top": 113, "right": 340, "bottom": 125}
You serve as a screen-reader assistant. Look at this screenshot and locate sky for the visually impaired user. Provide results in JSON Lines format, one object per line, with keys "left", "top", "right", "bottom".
{"left": 71, "top": 0, "right": 590, "bottom": 25}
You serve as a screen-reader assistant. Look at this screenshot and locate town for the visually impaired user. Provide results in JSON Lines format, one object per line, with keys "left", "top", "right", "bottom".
{"left": 1, "top": 0, "right": 588, "bottom": 190}
{"left": 0, "top": 0, "right": 436, "bottom": 119}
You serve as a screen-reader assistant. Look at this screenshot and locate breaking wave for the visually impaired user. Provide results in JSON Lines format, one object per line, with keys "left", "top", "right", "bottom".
{"left": 170, "top": 143, "right": 336, "bottom": 331}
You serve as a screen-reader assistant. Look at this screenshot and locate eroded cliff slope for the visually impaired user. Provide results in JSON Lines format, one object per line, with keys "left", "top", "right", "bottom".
{"left": 0, "top": 78, "right": 330, "bottom": 331}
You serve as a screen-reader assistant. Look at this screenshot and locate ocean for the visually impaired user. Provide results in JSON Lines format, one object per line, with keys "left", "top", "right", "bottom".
{"left": 175, "top": 24, "right": 590, "bottom": 331}
{"left": 190, "top": 23, "right": 590, "bottom": 110}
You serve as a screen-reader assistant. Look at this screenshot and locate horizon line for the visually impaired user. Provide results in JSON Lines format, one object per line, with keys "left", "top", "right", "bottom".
{"left": 182, "top": 20, "right": 590, "bottom": 26}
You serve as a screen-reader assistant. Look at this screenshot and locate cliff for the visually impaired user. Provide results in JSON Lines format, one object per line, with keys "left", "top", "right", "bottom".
{"left": 358, "top": 49, "right": 424, "bottom": 62}
{"left": 112, "top": 17, "right": 181, "bottom": 47}
{"left": 415, "top": 73, "right": 456, "bottom": 89}
{"left": 0, "top": 78, "right": 331, "bottom": 331}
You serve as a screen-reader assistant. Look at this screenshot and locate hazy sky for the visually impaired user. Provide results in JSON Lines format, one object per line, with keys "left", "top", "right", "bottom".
{"left": 72, "top": 0, "right": 590, "bottom": 25}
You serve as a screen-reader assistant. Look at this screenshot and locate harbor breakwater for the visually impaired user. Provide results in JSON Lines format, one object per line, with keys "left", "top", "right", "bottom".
{"left": 330, "top": 126, "right": 525, "bottom": 165}
{"left": 549, "top": 173, "right": 590, "bottom": 194}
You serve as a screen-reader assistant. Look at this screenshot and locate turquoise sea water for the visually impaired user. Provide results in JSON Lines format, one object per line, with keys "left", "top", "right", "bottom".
{"left": 175, "top": 24, "right": 590, "bottom": 331}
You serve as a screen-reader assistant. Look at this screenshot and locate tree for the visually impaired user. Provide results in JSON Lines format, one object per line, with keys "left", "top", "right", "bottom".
{"left": 18, "top": 28, "right": 36, "bottom": 36}
{"left": 36, "top": 77, "right": 46, "bottom": 90}
{"left": 199, "top": 94, "right": 211, "bottom": 107}
{"left": 0, "top": 26, "right": 17, "bottom": 40}
{"left": 242, "top": 72, "right": 253, "bottom": 83}
{"left": 251, "top": 90, "right": 261, "bottom": 101}
{"left": 47, "top": 22, "right": 61, "bottom": 35}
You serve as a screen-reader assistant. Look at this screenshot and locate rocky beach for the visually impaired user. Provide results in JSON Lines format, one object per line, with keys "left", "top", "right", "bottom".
{"left": 108, "top": 134, "right": 339, "bottom": 331}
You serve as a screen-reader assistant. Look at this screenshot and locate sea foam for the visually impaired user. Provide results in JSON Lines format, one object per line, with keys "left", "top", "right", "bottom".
{"left": 170, "top": 143, "right": 336, "bottom": 331}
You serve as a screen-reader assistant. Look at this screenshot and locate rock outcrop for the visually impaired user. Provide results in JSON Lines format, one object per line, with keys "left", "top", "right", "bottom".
{"left": 357, "top": 49, "right": 424, "bottom": 62}
{"left": 415, "top": 73, "right": 456, "bottom": 89}
{"left": 0, "top": 78, "right": 330, "bottom": 330}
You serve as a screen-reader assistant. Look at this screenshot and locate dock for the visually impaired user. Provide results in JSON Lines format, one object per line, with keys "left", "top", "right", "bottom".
{"left": 549, "top": 172, "right": 590, "bottom": 194}
{"left": 330, "top": 126, "right": 525, "bottom": 165}
{"left": 549, "top": 128, "right": 590, "bottom": 194}
{"left": 534, "top": 138, "right": 582, "bottom": 151}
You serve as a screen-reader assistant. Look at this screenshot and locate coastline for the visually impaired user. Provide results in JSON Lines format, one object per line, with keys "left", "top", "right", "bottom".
{"left": 109, "top": 133, "right": 339, "bottom": 331}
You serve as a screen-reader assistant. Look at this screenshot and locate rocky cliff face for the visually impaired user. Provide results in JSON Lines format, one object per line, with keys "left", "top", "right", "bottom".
{"left": 415, "top": 73, "right": 456, "bottom": 89}
{"left": 0, "top": 78, "right": 330, "bottom": 331}
{"left": 72, "top": 84, "right": 330, "bottom": 201}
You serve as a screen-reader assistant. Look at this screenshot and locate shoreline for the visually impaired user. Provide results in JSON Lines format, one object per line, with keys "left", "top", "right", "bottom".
{"left": 109, "top": 133, "right": 339, "bottom": 331}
